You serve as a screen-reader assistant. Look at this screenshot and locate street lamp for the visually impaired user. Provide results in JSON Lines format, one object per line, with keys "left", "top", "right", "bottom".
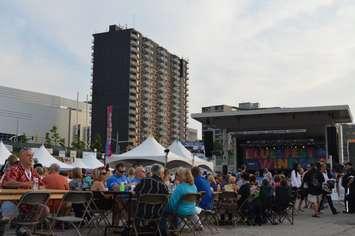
{"left": 59, "top": 106, "right": 82, "bottom": 147}
{"left": 164, "top": 148, "right": 170, "bottom": 167}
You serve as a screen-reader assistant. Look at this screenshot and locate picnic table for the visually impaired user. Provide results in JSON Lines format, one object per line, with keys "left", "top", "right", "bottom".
{"left": 0, "top": 189, "right": 68, "bottom": 201}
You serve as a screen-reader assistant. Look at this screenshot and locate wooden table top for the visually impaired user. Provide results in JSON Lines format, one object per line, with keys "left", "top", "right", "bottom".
{"left": 0, "top": 188, "right": 68, "bottom": 201}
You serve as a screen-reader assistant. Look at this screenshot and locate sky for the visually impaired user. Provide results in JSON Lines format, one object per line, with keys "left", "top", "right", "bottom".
{"left": 1, "top": 0, "right": 355, "bottom": 137}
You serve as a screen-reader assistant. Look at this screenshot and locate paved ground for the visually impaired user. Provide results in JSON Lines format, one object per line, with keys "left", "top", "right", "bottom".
{"left": 4, "top": 203, "right": 355, "bottom": 235}
{"left": 211, "top": 207, "right": 355, "bottom": 236}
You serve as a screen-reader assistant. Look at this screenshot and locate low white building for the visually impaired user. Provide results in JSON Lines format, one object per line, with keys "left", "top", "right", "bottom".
{"left": 0, "top": 85, "right": 91, "bottom": 147}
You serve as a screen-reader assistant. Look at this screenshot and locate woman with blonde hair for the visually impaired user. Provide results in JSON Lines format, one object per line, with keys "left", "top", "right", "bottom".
{"left": 91, "top": 168, "right": 108, "bottom": 191}
{"left": 167, "top": 167, "right": 198, "bottom": 216}
{"left": 224, "top": 176, "right": 238, "bottom": 192}
{"left": 127, "top": 167, "right": 135, "bottom": 183}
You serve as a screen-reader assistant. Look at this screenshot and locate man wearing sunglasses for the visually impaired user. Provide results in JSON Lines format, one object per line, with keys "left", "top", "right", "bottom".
{"left": 106, "top": 163, "right": 129, "bottom": 191}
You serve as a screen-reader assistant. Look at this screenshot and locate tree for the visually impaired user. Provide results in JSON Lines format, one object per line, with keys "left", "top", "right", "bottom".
{"left": 17, "top": 133, "right": 28, "bottom": 145}
{"left": 71, "top": 134, "right": 86, "bottom": 151}
{"left": 45, "top": 126, "right": 65, "bottom": 148}
{"left": 91, "top": 134, "right": 103, "bottom": 153}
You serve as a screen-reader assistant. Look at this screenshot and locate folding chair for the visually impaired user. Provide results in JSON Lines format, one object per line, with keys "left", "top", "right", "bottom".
{"left": 48, "top": 191, "right": 93, "bottom": 236}
{"left": 87, "top": 191, "right": 113, "bottom": 235}
{"left": 13, "top": 192, "right": 50, "bottom": 234}
{"left": 198, "top": 191, "right": 219, "bottom": 233}
{"left": 274, "top": 202, "right": 294, "bottom": 225}
{"left": 176, "top": 193, "right": 203, "bottom": 236}
{"left": 217, "top": 191, "right": 239, "bottom": 225}
{"left": 132, "top": 194, "right": 168, "bottom": 236}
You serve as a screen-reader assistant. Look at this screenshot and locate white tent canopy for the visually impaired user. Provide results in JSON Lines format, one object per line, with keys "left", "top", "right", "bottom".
{"left": 0, "top": 141, "right": 11, "bottom": 165}
{"left": 82, "top": 152, "right": 104, "bottom": 169}
{"left": 109, "top": 136, "right": 192, "bottom": 168}
{"left": 33, "top": 145, "right": 72, "bottom": 169}
{"left": 168, "top": 140, "right": 214, "bottom": 171}
{"left": 72, "top": 158, "right": 90, "bottom": 169}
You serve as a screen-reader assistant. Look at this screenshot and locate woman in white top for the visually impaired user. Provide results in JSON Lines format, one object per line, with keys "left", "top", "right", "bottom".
{"left": 291, "top": 163, "right": 302, "bottom": 190}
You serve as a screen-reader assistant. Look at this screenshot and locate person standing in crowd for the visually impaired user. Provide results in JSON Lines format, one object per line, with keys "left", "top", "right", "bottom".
{"left": 69, "top": 167, "right": 83, "bottom": 190}
{"left": 2, "top": 148, "right": 43, "bottom": 189}
{"left": 342, "top": 162, "right": 355, "bottom": 213}
{"left": 303, "top": 163, "right": 324, "bottom": 217}
{"left": 347, "top": 176, "right": 355, "bottom": 213}
{"left": 43, "top": 164, "right": 69, "bottom": 190}
{"left": 291, "top": 163, "right": 302, "bottom": 192}
{"left": 191, "top": 167, "right": 213, "bottom": 210}
{"left": 106, "top": 163, "right": 128, "bottom": 191}
{"left": 298, "top": 165, "right": 310, "bottom": 211}
{"left": 319, "top": 163, "right": 338, "bottom": 215}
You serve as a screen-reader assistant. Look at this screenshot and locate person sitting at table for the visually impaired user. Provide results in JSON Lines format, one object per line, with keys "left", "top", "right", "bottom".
{"left": 167, "top": 167, "right": 202, "bottom": 230}
{"left": 239, "top": 172, "right": 251, "bottom": 200}
{"left": 43, "top": 164, "right": 69, "bottom": 190}
{"left": 43, "top": 164, "right": 69, "bottom": 213}
{"left": 1, "top": 148, "right": 49, "bottom": 232}
{"left": 128, "top": 166, "right": 145, "bottom": 187}
{"left": 127, "top": 167, "right": 135, "bottom": 183}
{"left": 0, "top": 154, "right": 19, "bottom": 186}
{"left": 273, "top": 179, "right": 292, "bottom": 212}
{"left": 91, "top": 168, "right": 108, "bottom": 192}
{"left": 35, "top": 166, "right": 45, "bottom": 182}
{"left": 191, "top": 167, "right": 213, "bottom": 210}
{"left": 224, "top": 176, "right": 238, "bottom": 192}
{"left": 106, "top": 163, "right": 129, "bottom": 191}
{"left": 82, "top": 169, "right": 93, "bottom": 190}
{"left": 134, "top": 164, "right": 169, "bottom": 235}
{"left": 207, "top": 175, "right": 219, "bottom": 192}
{"left": 2, "top": 148, "right": 43, "bottom": 189}
{"left": 249, "top": 174, "right": 260, "bottom": 197}
{"left": 69, "top": 167, "right": 83, "bottom": 190}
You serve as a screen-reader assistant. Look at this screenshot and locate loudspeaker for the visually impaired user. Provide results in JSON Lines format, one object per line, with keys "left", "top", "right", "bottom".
{"left": 203, "top": 131, "right": 213, "bottom": 158}
{"left": 327, "top": 126, "right": 339, "bottom": 164}
{"left": 348, "top": 142, "right": 355, "bottom": 164}
{"left": 222, "top": 165, "right": 228, "bottom": 175}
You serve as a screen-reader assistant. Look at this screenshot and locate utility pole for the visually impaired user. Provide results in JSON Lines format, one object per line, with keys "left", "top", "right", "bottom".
{"left": 116, "top": 131, "right": 119, "bottom": 154}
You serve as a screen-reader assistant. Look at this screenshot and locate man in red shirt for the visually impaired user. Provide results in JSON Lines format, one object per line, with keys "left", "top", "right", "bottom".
{"left": 43, "top": 164, "right": 69, "bottom": 190}
{"left": 2, "top": 147, "right": 43, "bottom": 189}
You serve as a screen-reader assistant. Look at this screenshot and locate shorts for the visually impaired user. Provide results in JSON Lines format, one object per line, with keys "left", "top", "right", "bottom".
{"left": 308, "top": 194, "right": 319, "bottom": 204}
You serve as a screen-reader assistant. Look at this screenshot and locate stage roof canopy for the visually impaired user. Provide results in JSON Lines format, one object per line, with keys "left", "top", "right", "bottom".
{"left": 192, "top": 105, "right": 353, "bottom": 138}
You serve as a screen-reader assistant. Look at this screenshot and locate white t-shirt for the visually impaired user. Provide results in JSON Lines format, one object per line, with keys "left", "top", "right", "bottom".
{"left": 291, "top": 170, "right": 302, "bottom": 188}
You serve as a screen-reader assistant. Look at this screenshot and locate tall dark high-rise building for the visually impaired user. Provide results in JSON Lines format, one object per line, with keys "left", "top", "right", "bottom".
{"left": 91, "top": 25, "right": 189, "bottom": 151}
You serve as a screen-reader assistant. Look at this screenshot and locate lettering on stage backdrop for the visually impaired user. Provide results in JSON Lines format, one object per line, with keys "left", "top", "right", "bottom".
{"left": 244, "top": 146, "right": 326, "bottom": 170}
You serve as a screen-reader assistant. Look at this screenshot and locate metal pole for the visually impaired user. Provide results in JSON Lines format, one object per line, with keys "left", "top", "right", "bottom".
{"left": 116, "top": 131, "right": 119, "bottom": 154}
{"left": 68, "top": 109, "right": 72, "bottom": 147}
{"left": 76, "top": 92, "right": 79, "bottom": 146}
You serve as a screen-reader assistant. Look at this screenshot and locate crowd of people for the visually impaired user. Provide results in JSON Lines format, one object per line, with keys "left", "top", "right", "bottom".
{"left": 0, "top": 147, "right": 355, "bottom": 235}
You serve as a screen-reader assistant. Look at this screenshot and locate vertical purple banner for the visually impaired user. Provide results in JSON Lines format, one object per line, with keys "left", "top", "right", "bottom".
{"left": 105, "top": 105, "right": 113, "bottom": 163}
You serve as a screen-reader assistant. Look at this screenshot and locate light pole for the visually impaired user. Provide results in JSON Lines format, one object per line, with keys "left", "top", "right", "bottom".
{"left": 164, "top": 148, "right": 170, "bottom": 167}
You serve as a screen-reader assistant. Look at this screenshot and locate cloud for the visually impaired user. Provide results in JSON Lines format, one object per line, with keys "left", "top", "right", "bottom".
{"left": 1, "top": 0, "right": 355, "bottom": 137}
